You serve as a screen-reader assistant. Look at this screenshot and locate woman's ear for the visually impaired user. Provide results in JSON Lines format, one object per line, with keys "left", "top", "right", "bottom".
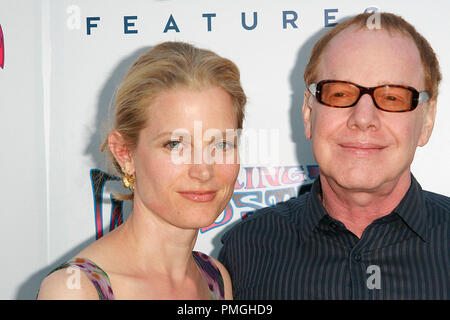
{"left": 108, "top": 130, "right": 135, "bottom": 174}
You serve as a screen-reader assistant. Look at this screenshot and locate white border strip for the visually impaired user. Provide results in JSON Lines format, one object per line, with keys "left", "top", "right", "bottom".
{"left": 41, "top": 0, "right": 51, "bottom": 264}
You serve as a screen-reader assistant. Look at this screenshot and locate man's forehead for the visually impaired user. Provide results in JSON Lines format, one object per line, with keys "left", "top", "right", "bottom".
{"left": 318, "top": 27, "right": 424, "bottom": 87}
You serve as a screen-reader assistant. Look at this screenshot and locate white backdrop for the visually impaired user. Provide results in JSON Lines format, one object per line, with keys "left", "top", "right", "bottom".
{"left": 1, "top": 0, "right": 449, "bottom": 299}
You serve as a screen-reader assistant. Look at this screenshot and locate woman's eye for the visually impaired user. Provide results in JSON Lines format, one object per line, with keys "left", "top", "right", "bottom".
{"left": 165, "top": 141, "right": 182, "bottom": 150}
{"left": 215, "top": 141, "right": 235, "bottom": 150}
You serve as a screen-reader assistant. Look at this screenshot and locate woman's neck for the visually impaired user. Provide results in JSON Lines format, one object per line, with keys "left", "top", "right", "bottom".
{"left": 115, "top": 198, "right": 199, "bottom": 282}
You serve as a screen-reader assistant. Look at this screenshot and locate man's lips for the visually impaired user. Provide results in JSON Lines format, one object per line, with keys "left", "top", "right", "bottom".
{"left": 177, "top": 191, "right": 217, "bottom": 202}
{"left": 339, "top": 142, "right": 386, "bottom": 155}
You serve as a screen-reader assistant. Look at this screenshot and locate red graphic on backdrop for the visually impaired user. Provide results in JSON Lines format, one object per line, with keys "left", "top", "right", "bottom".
{"left": 90, "top": 165, "right": 319, "bottom": 238}
{"left": 0, "top": 24, "right": 4, "bottom": 69}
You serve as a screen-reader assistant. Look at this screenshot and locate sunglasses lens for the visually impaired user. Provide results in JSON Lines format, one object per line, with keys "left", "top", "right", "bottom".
{"left": 373, "top": 86, "right": 413, "bottom": 112}
{"left": 320, "top": 82, "right": 360, "bottom": 107}
{"left": 318, "top": 81, "right": 415, "bottom": 112}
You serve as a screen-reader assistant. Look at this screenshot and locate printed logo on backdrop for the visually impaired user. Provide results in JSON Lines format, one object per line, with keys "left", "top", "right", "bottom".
{"left": 65, "top": 5, "right": 369, "bottom": 34}
{"left": 200, "top": 165, "right": 319, "bottom": 233}
{"left": 0, "top": 24, "right": 4, "bottom": 69}
{"left": 90, "top": 165, "right": 319, "bottom": 239}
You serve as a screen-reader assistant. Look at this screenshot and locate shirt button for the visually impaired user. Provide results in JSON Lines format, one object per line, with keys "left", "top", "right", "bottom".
{"left": 354, "top": 253, "right": 362, "bottom": 262}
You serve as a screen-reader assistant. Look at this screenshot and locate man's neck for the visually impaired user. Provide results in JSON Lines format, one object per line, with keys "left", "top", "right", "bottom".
{"left": 319, "top": 172, "right": 411, "bottom": 238}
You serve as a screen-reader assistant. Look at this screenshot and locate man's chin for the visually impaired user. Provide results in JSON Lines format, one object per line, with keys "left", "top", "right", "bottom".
{"left": 326, "top": 173, "right": 388, "bottom": 194}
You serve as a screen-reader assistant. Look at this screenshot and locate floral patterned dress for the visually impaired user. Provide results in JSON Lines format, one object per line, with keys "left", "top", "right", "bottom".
{"left": 45, "top": 251, "right": 224, "bottom": 300}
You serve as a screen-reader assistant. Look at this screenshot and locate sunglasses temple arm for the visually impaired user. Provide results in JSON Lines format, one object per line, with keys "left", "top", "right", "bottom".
{"left": 418, "top": 91, "right": 430, "bottom": 104}
{"left": 308, "top": 83, "right": 317, "bottom": 95}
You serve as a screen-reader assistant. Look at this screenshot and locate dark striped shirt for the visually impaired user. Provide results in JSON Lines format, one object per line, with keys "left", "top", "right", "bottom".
{"left": 218, "top": 174, "right": 449, "bottom": 299}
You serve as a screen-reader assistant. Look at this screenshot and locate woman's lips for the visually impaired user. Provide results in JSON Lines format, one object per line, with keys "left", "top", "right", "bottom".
{"left": 339, "top": 142, "right": 386, "bottom": 155}
{"left": 177, "top": 191, "right": 217, "bottom": 202}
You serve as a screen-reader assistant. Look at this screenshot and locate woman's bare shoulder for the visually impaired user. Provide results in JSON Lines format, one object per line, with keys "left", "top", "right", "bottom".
{"left": 37, "top": 266, "right": 99, "bottom": 300}
{"left": 37, "top": 226, "right": 124, "bottom": 300}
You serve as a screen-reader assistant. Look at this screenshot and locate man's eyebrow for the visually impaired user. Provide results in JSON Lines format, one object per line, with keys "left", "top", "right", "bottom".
{"left": 374, "top": 80, "right": 414, "bottom": 87}
{"left": 336, "top": 79, "right": 417, "bottom": 87}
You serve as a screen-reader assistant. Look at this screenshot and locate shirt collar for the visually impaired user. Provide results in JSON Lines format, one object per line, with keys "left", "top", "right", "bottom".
{"left": 295, "top": 174, "right": 427, "bottom": 242}
{"left": 295, "top": 178, "right": 329, "bottom": 242}
{"left": 392, "top": 174, "right": 427, "bottom": 242}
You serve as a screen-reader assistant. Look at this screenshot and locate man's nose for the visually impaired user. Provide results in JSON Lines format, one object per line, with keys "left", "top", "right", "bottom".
{"left": 347, "top": 93, "right": 381, "bottom": 131}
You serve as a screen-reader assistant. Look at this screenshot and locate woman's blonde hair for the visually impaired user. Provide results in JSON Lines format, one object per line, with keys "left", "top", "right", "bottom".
{"left": 103, "top": 41, "right": 246, "bottom": 199}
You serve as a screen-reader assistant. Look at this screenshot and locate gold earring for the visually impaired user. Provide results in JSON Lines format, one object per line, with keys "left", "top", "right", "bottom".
{"left": 121, "top": 168, "right": 135, "bottom": 191}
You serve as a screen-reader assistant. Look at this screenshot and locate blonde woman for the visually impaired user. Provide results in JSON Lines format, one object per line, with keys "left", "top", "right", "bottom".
{"left": 37, "top": 42, "right": 246, "bottom": 300}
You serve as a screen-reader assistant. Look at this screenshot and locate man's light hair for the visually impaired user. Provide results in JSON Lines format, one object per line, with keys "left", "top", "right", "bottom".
{"left": 304, "top": 12, "right": 442, "bottom": 100}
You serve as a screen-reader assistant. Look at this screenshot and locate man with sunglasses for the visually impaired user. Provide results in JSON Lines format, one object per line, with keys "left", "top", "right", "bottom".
{"left": 219, "top": 12, "right": 449, "bottom": 299}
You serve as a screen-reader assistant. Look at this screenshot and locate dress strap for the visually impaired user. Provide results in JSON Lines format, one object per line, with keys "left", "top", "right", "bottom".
{"left": 48, "top": 257, "right": 115, "bottom": 300}
{"left": 47, "top": 254, "right": 222, "bottom": 300}
{"left": 192, "top": 251, "right": 225, "bottom": 300}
